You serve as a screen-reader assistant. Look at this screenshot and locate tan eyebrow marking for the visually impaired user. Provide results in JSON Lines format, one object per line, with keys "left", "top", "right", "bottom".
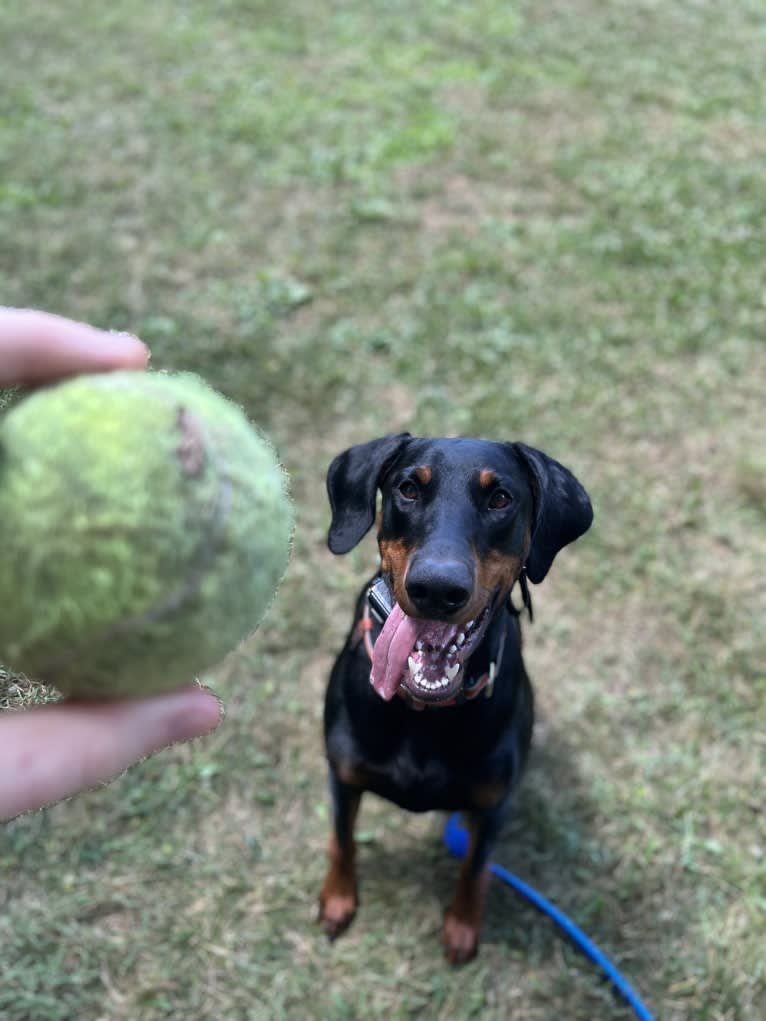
{"left": 478, "top": 468, "right": 497, "bottom": 488}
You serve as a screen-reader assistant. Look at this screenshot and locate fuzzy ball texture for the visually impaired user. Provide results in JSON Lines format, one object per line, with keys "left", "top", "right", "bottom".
{"left": 0, "top": 371, "right": 293, "bottom": 698}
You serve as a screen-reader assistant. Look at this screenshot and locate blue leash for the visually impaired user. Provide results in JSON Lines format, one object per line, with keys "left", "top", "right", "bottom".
{"left": 443, "top": 813, "right": 655, "bottom": 1021}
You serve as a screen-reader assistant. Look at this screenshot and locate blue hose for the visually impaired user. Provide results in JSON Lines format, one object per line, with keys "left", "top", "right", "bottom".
{"left": 443, "top": 813, "right": 655, "bottom": 1021}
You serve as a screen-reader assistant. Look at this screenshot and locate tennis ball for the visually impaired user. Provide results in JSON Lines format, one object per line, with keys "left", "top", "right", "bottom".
{"left": 0, "top": 371, "right": 293, "bottom": 699}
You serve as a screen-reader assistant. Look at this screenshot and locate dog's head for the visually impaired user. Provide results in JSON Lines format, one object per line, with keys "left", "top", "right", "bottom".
{"left": 327, "top": 434, "right": 592, "bottom": 703}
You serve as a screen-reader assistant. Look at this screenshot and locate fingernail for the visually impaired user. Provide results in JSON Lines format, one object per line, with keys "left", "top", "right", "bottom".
{"left": 106, "top": 329, "right": 150, "bottom": 367}
{"left": 168, "top": 687, "right": 223, "bottom": 742}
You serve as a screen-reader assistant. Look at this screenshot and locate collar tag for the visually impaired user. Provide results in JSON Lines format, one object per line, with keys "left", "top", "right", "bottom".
{"left": 367, "top": 576, "right": 394, "bottom": 624}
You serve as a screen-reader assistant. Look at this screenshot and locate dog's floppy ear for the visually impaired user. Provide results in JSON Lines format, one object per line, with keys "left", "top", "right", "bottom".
{"left": 327, "top": 433, "right": 411, "bottom": 554}
{"left": 511, "top": 443, "right": 593, "bottom": 584}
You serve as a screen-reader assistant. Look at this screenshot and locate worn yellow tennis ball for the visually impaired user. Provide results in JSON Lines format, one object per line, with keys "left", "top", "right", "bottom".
{"left": 0, "top": 371, "right": 293, "bottom": 699}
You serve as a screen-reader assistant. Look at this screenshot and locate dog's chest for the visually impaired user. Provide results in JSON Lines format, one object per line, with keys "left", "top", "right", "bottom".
{"left": 341, "top": 713, "right": 510, "bottom": 813}
{"left": 360, "top": 747, "right": 479, "bottom": 812}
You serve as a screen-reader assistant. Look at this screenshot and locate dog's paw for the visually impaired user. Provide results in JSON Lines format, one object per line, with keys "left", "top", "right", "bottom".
{"left": 442, "top": 911, "right": 480, "bottom": 965}
{"left": 318, "top": 889, "right": 358, "bottom": 941}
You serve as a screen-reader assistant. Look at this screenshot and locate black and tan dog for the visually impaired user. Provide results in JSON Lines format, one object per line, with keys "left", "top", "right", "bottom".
{"left": 319, "top": 434, "right": 592, "bottom": 963}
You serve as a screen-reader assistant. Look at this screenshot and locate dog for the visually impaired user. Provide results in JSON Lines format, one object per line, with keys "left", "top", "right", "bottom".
{"left": 318, "top": 433, "right": 593, "bottom": 963}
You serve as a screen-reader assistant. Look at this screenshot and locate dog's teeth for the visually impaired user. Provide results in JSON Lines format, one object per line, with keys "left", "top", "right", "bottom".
{"left": 466, "top": 620, "right": 474, "bottom": 629}
{"left": 415, "top": 641, "right": 423, "bottom": 651}
{"left": 457, "top": 633, "right": 465, "bottom": 646}
{"left": 408, "top": 656, "right": 417, "bottom": 675}
{"left": 446, "top": 663, "right": 459, "bottom": 681}
{"left": 448, "top": 644, "right": 456, "bottom": 654}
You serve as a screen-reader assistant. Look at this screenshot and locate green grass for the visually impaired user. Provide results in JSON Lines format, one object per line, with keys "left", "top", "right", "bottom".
{"left": 1, "top": 1, "right": 765, "bottom": 1018}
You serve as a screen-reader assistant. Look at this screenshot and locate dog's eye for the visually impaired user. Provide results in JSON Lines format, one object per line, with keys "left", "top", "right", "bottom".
{"left": 488, "top": 489, "right": 512, "bottom": 510}
{"left": 399, "top": 480, "right": 419, "bottom": 501}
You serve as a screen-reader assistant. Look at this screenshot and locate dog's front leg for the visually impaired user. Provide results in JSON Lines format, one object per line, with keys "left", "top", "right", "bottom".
{"left": 318, "top": 768, "right": 362, "bottom": 940}
{"left": 442, "top": 801, "right": 510, "bottom": 965}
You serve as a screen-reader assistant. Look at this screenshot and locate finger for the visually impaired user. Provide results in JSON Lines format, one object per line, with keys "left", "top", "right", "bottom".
{"left": 0, "top": 308, "right": 149, "bottom": 386}
{"left": 0, "top": 685, "right": 222, "bottom": 821}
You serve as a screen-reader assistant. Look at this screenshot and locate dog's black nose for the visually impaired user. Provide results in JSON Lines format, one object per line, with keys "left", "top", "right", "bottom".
{"left": 405, "top": 557, "right": 473, "bottom": 617}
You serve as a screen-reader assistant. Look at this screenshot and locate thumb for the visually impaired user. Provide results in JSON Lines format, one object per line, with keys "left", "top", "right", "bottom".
{"left": 1, "top": 684, "right": 222, "bottom": 821}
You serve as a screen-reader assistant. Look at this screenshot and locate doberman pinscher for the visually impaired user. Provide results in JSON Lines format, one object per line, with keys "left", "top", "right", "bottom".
{"left": 319, "top": 434, "right": 592, "bottom": 963}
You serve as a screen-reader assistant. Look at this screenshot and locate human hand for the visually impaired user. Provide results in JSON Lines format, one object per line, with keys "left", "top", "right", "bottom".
{"left": 0, "top": 309, "right": 222, "bottom": 821}
{"left": 1, "top": 687, "right": 222, "bottom": 820}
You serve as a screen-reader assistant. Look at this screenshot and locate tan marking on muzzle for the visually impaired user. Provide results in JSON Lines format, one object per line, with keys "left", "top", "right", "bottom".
{"left": 476, "top": 550, "right": 523, "bottom": 608}
{"left": 378, "top": 537, "right": 416, "bottom": 612}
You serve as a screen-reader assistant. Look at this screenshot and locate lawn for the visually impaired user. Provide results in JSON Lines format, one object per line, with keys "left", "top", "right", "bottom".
{"left": 1, "top": 1, "right": 765, "bottom": 1018}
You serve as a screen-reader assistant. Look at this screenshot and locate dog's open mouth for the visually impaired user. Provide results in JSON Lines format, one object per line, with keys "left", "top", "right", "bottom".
{"left": 370, "top": 603, "right": 492, "bottom": 704}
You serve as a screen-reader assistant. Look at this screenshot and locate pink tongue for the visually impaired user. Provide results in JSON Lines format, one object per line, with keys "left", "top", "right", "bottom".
{"left": 370, "top": 605, "right": 461, "bottom": 701}
{"left": 370, "top": 605, "right": 429, "bottom": 701}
